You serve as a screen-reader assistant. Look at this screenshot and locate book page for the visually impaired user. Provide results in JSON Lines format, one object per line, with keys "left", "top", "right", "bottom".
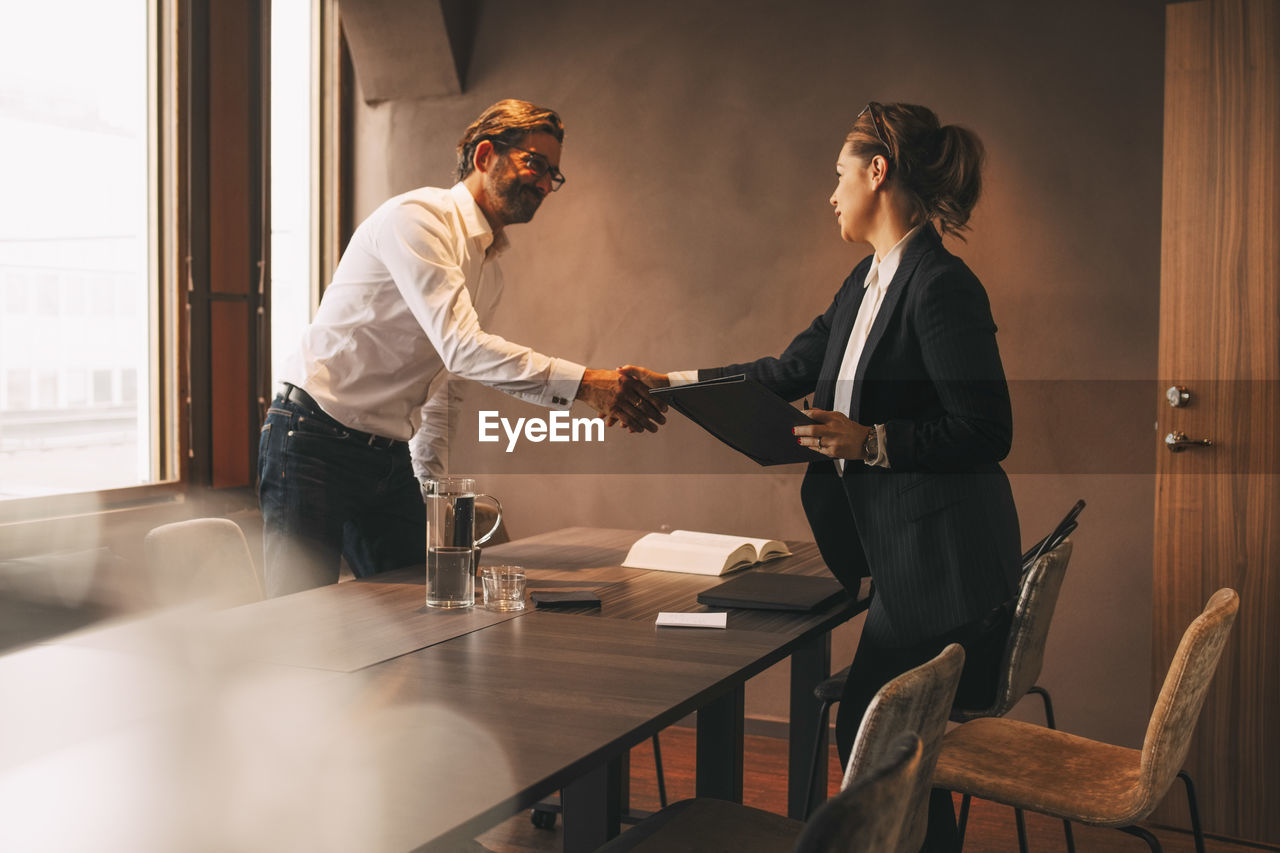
{"left": 670, "top": 530, "right": 791, "bottom": 561}
{"left": 622, "top": 533, "right": 753, "bottom": 575}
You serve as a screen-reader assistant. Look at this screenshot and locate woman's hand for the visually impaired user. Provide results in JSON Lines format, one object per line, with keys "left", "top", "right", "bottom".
{"left": 793, "top": 408, "right": 873, "bottom": 460}
{"left": 599, "top": 365, "right": 670, "bottom": 429}
{"left": 616, "top": 365, "right": 671, "bottom": 391}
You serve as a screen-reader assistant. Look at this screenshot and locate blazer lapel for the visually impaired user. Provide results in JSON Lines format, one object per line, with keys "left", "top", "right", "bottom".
{"left": 815, "top": 258, "right": 872, "bottom": 410}
{"left": 848, "top": 225, "right": 939, "bottom": 422}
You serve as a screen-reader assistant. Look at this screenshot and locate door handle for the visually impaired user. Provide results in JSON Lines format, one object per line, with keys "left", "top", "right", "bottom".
{"left": 1165, "top": 431, "right": 1213, "bottom": 452}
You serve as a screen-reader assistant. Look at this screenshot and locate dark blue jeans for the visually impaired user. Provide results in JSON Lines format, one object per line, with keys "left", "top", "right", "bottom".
{"left": 257, "top": 395, "right": 425, "bottom": 597}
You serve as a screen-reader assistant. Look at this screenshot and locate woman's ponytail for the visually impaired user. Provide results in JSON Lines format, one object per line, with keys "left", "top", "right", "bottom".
{"left": 845, "top": 103, "right": 986, "bottom": 238}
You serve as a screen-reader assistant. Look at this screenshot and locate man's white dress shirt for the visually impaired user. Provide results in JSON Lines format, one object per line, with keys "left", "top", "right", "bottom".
{"left": 281, "top": 182, "right": 585, "bottom": 444}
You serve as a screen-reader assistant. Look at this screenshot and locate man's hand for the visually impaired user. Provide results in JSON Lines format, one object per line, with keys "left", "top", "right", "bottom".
{"left": 576, "top": 368, "right": 667, "bottom": 433}
{"left": 616, "top": 364, "right": 671, "bottom": 391}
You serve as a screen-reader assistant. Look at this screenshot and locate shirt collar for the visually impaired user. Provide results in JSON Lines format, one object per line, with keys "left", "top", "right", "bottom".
{"left": 864, "top": 222, "right": 925, "bottom": 290}
{"left": 449, "top": 182, "right": 511, "bottom": 258}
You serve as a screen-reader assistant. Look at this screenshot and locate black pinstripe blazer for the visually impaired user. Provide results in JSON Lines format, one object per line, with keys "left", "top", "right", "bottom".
{"left": 701, "top": 225, "right": 1020, "bottom": 644}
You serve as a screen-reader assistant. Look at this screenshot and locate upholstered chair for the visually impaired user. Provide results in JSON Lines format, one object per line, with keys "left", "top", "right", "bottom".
{"left": 793, "top": 732, "right": 922, "bottom": 852}
{"left": 803, "top": 540, "right": 1074, "bottom": 851}
{"left": 841, "top": 643, "right": 964, "bottom": 853}
{"left": 934, "top": 588, "right": 1239, "bottom": 853}
{"left": 950, "top": 540, "right": 1074, "bottom": 847}
{"left": 143, "top": 517, "right": 265, "bottom": 607}
{"left": 592, "top": 644, "right": 964, "bottom": 853}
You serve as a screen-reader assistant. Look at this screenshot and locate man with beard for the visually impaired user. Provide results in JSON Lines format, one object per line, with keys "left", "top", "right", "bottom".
{"left": 258, "top": 99, "right": 664, "bottom": 596}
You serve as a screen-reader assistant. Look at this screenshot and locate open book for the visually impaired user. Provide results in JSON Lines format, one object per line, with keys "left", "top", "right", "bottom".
{"left": 622, "top": 530, "right": 792, "bottom": 576}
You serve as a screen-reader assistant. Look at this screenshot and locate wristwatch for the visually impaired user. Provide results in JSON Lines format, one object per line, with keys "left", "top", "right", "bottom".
{"left": 862, "top": 427, "right": 879, "bottom": 463}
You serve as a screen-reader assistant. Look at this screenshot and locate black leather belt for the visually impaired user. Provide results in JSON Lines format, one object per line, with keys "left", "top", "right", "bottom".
{"left": 278, "top": 383, "right": 403, "bottom": 449}
{"left": 280, "top": 382, "right": 321, "bottom": 412}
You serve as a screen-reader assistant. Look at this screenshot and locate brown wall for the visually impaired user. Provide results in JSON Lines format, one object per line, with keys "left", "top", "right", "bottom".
{"left": 350, "top": 0, "right": 1166, "bottom": 746}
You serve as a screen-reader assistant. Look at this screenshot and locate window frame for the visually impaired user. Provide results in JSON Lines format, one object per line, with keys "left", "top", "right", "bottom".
{"left": 0, "top": 0, "right": 183, "bottom": 525}
{"left": 0, "top": 0, "right": 348, "bottom": 527}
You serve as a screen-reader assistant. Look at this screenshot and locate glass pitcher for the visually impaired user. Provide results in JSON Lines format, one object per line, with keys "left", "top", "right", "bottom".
{"left": 420, "top": 477, "right": 503, "bottom": 608}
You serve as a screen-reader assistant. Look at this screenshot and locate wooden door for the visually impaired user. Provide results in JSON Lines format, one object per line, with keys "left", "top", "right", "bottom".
{"left": 1155, "top": 0, "right": 1279, "bottom": 841}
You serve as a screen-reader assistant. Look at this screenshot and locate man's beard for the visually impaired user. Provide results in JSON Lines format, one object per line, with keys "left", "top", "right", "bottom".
{"left": 487, "top": 164, "right": 543, "bottom": 225}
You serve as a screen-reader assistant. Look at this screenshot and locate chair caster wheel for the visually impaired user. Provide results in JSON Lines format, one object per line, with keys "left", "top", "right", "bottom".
{"left": 530, "top": 808, "right": 557, "bottom": 829}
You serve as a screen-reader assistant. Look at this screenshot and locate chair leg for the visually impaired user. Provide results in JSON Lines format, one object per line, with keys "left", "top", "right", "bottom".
{"left": 1014, "top": 807, "right": 1030, "bottom": 853}
{"left": 801, "top": 699, "right": 833, "bottom": 819}
{"left": 1178, "top": 771, "right": 1206, "bottom": 853}
{"left": 957, "top": 793, "right": 971, "bottom": 844}
{"left": 1117, "top": 825, "right": 1163, "bottom": 852}
{"left": 1028, "top": 685, "right": 1057, "bottom": 729}
{"left": 651, "top": 733, "right": 667, "bottom": 809}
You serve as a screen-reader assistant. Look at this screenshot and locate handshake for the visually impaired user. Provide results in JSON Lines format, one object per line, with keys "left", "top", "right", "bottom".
{"left": 575, "top": 365, "right": 672, "bottom": 434}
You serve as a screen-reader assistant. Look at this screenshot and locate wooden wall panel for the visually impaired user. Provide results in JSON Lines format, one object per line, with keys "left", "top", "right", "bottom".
{"left": 1154, "top": 0, "right": 1280, "bottom": 841}
{"left": 189, "top": 0, "right": 261, "bottom": 488}
{"left": 210, "top": 301, "right": 251, "bottom": 488}
{"left": 209, "top": 0, "right": 252, "bottom": 296}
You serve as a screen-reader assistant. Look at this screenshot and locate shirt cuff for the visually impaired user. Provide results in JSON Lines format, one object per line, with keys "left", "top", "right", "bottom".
{"left": 668, "top": 369, "right": 699, "bottom": 386}
{"left": 545, "top": 358, "right": 587, "bottom": 409}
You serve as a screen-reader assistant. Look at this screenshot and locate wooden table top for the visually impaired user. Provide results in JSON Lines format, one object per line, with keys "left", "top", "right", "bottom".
{"left": 342, "top": 611, "right": 798, "bottom": 851}
{"left": 55, "top": 580, "right": 526, "bottom": 673}
{"left": 476, "top": 526, "right": 867, "bottom": 634}
{"left": 1, "top": 526, "right": 865, "bottom": 852}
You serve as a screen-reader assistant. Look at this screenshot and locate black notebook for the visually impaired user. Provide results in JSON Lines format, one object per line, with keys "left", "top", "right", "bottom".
{"left": 697, "top": 573, "right": 848, "bottom": 612}
{"left": 650, "top": 375, "right": 826, "bottom": 466}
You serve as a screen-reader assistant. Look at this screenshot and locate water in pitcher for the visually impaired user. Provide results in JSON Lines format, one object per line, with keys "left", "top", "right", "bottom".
{"left": 427, "top": 546, "right": 475, "bottom": 608}
{"left": 422, "top": 478, "right": 500, "bottom": 609}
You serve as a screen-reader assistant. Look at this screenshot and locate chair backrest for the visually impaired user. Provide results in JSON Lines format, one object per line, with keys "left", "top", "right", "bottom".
{"left": 958, "top": 539, "right": 1073, "bottom": 720}
{"left": 793, "top": 732, "right": 923, "bottom": 853}
{"left": 143, "top": 518, "right": 264, "bottom": 607}
{"left": 842, "top": 643, "right": 964, "bottom": 853}
{"left": 1133, "top": 587, "right": 1239, "bottom": 815}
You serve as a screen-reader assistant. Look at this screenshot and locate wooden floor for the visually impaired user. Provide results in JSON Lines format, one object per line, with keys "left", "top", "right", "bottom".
{"left": 476, "top": 726, "right": 1270, "bottom": 853}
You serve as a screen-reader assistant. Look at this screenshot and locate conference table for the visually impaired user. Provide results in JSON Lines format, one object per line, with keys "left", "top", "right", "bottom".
{"left": 0, "top": 527, "right": 868, "bottom": 852}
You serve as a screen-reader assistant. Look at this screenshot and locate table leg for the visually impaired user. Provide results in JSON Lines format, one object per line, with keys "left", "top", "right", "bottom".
{"left": 618, "top": 748, "right": 631, "bottom": 817}
{"left": 696, "top": 684, "right": 744, "bottom": 800}
{"left": 788, "top": 631, "right": 831, "bottom": 819}
{"left": 562, "top": 754, "right": 623, "bottom": 853}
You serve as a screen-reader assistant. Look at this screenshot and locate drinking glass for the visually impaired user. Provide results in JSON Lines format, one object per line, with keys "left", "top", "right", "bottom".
{"left": 481, "top": 566, "right": 527, "bottom": 612}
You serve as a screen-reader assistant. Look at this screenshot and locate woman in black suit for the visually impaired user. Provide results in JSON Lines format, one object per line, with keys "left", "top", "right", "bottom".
{"left": 625, "top": 103, "right": 1019, "bottom": 850}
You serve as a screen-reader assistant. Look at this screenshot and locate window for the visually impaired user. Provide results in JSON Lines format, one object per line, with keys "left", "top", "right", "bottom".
{"left": 5, "top": 370, "right": 31, "bottom": 412}
{"left": 0, "top": 1, "right": 172, "bottom": 501}
{"left": 270, "top": 0, "right": 317, "bottom": 386}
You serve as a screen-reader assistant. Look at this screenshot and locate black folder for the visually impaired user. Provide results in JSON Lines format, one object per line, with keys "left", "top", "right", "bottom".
{"left": 697, "top": 573, "right": 848, "bottom": 612}
{"left": 650, "top": 375, "right": 826, "bottom": 466}
{"left": 1020, "top": 499, "right": 1086, "bottom": 570}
